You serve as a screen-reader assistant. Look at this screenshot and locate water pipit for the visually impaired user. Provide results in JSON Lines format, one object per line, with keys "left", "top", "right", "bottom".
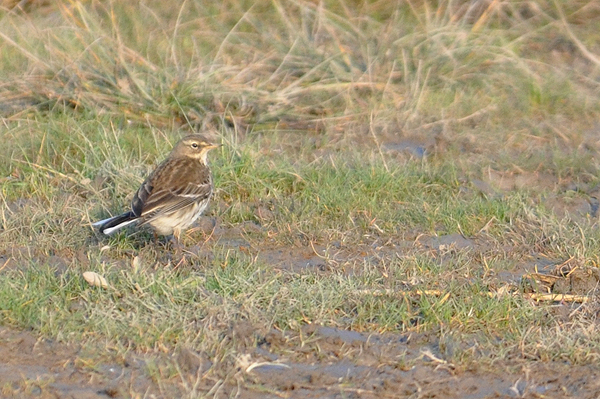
{"left": 93, "top": 134, "right": 219, "bottom": 243}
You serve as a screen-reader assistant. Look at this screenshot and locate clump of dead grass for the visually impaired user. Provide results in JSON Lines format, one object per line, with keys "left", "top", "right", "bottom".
{"left": 0, "top": 0, "right": 597, "bottom": 153}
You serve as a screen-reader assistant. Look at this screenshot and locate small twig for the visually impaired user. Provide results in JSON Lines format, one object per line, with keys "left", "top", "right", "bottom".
{"left": 0, "top": 258, "right": 12, "bottom": 272}
{"left": 354, "top": 289, "right": 444, "bottom": 297}
{"left": 524, "top": 293, "right": 591, "bottom": 303}
{"left": 356, "top": 288, "right": 592, "bottom": 304}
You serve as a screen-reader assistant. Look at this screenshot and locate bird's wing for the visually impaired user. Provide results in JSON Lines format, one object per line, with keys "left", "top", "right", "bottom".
{"left": 130, "top": 157, "right": 212, "bottom": 220}
{"left": 141, "top": 180, "right": 212, "bottom": 220}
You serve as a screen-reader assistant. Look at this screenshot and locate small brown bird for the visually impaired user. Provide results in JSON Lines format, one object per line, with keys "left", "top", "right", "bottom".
{"left": 93, "top": 134, "right": 219, "bottom": 241}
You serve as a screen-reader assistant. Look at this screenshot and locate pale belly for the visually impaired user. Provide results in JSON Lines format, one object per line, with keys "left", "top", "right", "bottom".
{"left": 148, "top": 201, "right": 208, "bottom": 236}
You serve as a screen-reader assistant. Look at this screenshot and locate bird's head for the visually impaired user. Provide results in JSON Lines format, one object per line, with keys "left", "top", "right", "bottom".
{"left": 171, "top": 134, "right": 220, "bottom": 163}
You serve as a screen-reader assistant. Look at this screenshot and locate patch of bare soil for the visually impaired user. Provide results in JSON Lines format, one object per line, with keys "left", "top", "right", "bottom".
{"left": 0, "top": 327, "right": 152, "bottom": 398}
{"left": 4, "top": 323, "right": 600, "bottom": 398}
{"left": 231, "top": 324, "right": 600, "bottom": 399}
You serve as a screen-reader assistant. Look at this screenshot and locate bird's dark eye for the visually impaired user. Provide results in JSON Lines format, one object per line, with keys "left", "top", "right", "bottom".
{"left": 191, "top": 143, "right": 199, "bottom": 149}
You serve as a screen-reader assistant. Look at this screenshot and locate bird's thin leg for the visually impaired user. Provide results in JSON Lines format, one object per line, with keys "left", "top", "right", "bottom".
{"left": 173, "top": 229, "right": 181, "bottom": 247}
{"left": 171, "top": 228, "right": 185, "bottom": 260}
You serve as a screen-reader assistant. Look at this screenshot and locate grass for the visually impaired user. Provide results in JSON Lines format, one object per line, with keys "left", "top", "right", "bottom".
{"left": 1, "top": 0, "right": 600, "bottom": 397}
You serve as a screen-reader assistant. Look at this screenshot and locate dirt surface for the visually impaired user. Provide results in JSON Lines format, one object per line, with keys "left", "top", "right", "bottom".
{"left": 0, "top": 327, "right": 151, "bottom": 398}
{"left": 3, "top": 223, "right": 600, "bottom": 398}
{"left": 3, "top": 322, "right": 600, "bottom": 398}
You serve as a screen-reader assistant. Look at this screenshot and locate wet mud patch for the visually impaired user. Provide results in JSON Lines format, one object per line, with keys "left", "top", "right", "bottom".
{"left": 544, "top": 193, "right": 597, "bottom": 221}
{"left": 481, "top": 169, "right": 599, "bottom": 222}
{"left": 485, "top": 169, "right": 560, "bottom": 193}
{"left": 0, "top": 247, "right": 90, "bottom": 276}
{"left": 257, "top": 246, "right": 328, "bottom": 272}
{"left": 415, "top": 233, "right": 477, "bottom": 252}
{"left": 252, "top": 243, "right": 402, "bottom": 274}
{"left": 0, "top": 327, "right": 152, "bottom": 398}
{"left": 225, "top": 323, "right": 600, "bottom": 399}
{"left": 4, "top": 320, "right": 600, "bottom": 398}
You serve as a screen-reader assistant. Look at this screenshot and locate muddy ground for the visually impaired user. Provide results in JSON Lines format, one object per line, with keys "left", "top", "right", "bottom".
{"left": 3, "top": 321, "right": 600, "bottom": 399}
{"left": 3, "top": 215, "right": 600, "bottom": 398}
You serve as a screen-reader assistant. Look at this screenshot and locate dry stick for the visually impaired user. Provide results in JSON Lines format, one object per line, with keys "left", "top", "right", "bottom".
{"left": 355, "top": 289, "right": 443, "bottom": 297}
{"left": 524, "top": 293, "right": 591, "bottom": 303}
{"left": 355, "top": 288, "right": 591, "bottom": 303}
{"left": 0, "top": 258, "right": 11, "bottom": 272}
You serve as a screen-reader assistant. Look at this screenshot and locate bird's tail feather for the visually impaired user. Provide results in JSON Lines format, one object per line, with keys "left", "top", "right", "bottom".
{"left": 93, "top": 212, "right": 139, "bottom": 235}
{"left": 92, "top": 217, "right": 116, "bottom": 227}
